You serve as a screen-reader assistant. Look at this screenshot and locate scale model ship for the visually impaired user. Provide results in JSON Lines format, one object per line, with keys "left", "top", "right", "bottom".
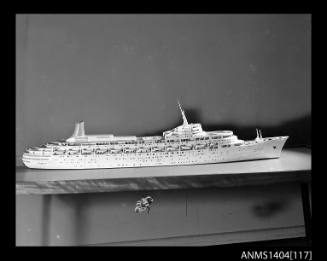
{"left": 22, "top": 103, "right": 288, "bottom": 169}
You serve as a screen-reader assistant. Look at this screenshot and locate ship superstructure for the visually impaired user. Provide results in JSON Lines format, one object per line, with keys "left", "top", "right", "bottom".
{"left": 22, "top": 103, "right": 288, "bottom": 169}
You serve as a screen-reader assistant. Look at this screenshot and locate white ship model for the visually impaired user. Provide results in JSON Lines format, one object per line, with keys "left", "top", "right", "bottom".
{"left": 22, "top": 103, "right": 288, "bottom": 169}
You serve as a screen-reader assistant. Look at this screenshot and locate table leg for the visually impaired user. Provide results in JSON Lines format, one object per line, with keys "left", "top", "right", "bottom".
{"left": 301, "top": 182, "right": 312, "bottom": 245}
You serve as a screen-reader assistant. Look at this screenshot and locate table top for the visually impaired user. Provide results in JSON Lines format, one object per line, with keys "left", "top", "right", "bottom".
{"left": 16, "top": 147, "right": 311, "bottom": 195}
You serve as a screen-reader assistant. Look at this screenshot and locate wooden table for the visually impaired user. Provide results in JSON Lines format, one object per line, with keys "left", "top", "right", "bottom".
{"left": 16, "top": 148, "right": 311, "bottom": 246}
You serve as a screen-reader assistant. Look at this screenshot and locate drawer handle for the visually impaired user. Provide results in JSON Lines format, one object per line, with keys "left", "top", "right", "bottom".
{"left": 135, "top": 196, "right": 154, "bottom": 214}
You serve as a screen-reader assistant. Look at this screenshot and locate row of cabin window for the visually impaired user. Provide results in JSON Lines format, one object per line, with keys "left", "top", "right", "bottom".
{"left": 52, "top": 143, "right": 242, "bottom": 154}
{"left": 63, "top": 136, "right": 229, "bottom": 146}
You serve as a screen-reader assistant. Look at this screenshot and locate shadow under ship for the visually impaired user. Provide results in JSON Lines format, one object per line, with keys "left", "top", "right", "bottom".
{"left": 22, "top": 103, "right": 288, "bottom": 169}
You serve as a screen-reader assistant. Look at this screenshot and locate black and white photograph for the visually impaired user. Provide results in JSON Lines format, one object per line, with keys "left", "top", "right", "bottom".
{"left": 15, "top": 14, "right": 311, "bottom": 248}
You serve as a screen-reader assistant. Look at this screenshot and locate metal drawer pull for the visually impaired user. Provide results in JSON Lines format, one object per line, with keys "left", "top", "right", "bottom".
{"left": 135, "top": 196, "right": 154, "bottom": 214}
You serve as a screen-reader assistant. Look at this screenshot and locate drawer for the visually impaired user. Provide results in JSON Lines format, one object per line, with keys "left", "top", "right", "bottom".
{"left": 16, "top": 183, "right": 305, "bottom": 246}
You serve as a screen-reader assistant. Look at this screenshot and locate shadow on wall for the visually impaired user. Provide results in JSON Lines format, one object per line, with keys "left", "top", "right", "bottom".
{"left": 143, "top": 108, "right": 311, "bottom": 148}
{"left": 252, "top": 200, "right": 289, "bottom": 218}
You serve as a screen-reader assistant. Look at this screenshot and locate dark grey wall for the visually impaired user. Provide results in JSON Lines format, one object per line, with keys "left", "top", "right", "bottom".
{"left": 16, "top": 14, "right": 311, "bottom": 164}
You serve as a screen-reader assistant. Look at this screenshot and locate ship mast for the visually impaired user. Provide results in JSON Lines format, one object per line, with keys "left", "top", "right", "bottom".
{"left": 177, "top": 100, "right": 189, "bottom": 126}
{"left": 255, "top": 128, "right": 263, "bottom": 141}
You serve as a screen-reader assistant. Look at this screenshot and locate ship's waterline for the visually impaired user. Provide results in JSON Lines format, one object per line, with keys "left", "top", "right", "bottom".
{"left": 22, "top": 103, "right": 288, "bottom": 169}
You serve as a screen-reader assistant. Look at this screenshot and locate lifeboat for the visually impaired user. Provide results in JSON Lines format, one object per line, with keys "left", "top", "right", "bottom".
{"left": 68, "top": 150, "right": 79, "bottom": 155}
{"left": 194, "top": 144, "right": 207, "bottom": 149}
{"left": 124, "top": 148, "right": 136, "bottom": 153}
{"left": 136, "top": 147, "right": 148, "bottom": 153}
{"left": 54, "top": 147, "right": 66, "bottom": 152}
{"left": 68, "top": 147, "right": 80, "bottom": 151}
{"left": 82, "top": 149, "right": 93, "bottom": 155}
{"left": 166, "top": 146, "right": 175, "bottom": 152}
{"left": 180, "top": 144, "right": 192, "bottom": 151}
{"left": 152, "top": 146, "right": 165, "bottom": 152}
{"left": 109, "top": 149, "right": 122, "bottom": 154}
{"left": 95, "top": 148, "right": 107, "bottom": 154}
{"left": 53, "top": 150, "right": 65, "bottom": 155}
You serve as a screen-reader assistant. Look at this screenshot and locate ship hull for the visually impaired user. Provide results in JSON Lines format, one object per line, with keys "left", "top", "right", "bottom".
{"left": 22, "top": 137, "right": 288, "bottom": 169}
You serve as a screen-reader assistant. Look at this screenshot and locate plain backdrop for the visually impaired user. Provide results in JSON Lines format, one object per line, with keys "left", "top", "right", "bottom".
{"left": 16, "top": 14, "right": 311, "bottom": 165}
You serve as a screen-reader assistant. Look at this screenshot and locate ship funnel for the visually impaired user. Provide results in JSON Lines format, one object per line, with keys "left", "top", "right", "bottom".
{"left": 177, "top": 100, "right": 189, "bottom": 125}
{"left": 72, "top": 121, "right": 86, "bottom": 137}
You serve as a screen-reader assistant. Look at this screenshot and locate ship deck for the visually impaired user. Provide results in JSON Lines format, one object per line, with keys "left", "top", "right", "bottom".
{"left": 16, "top": 147, "right": 311, "bottom": 195}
